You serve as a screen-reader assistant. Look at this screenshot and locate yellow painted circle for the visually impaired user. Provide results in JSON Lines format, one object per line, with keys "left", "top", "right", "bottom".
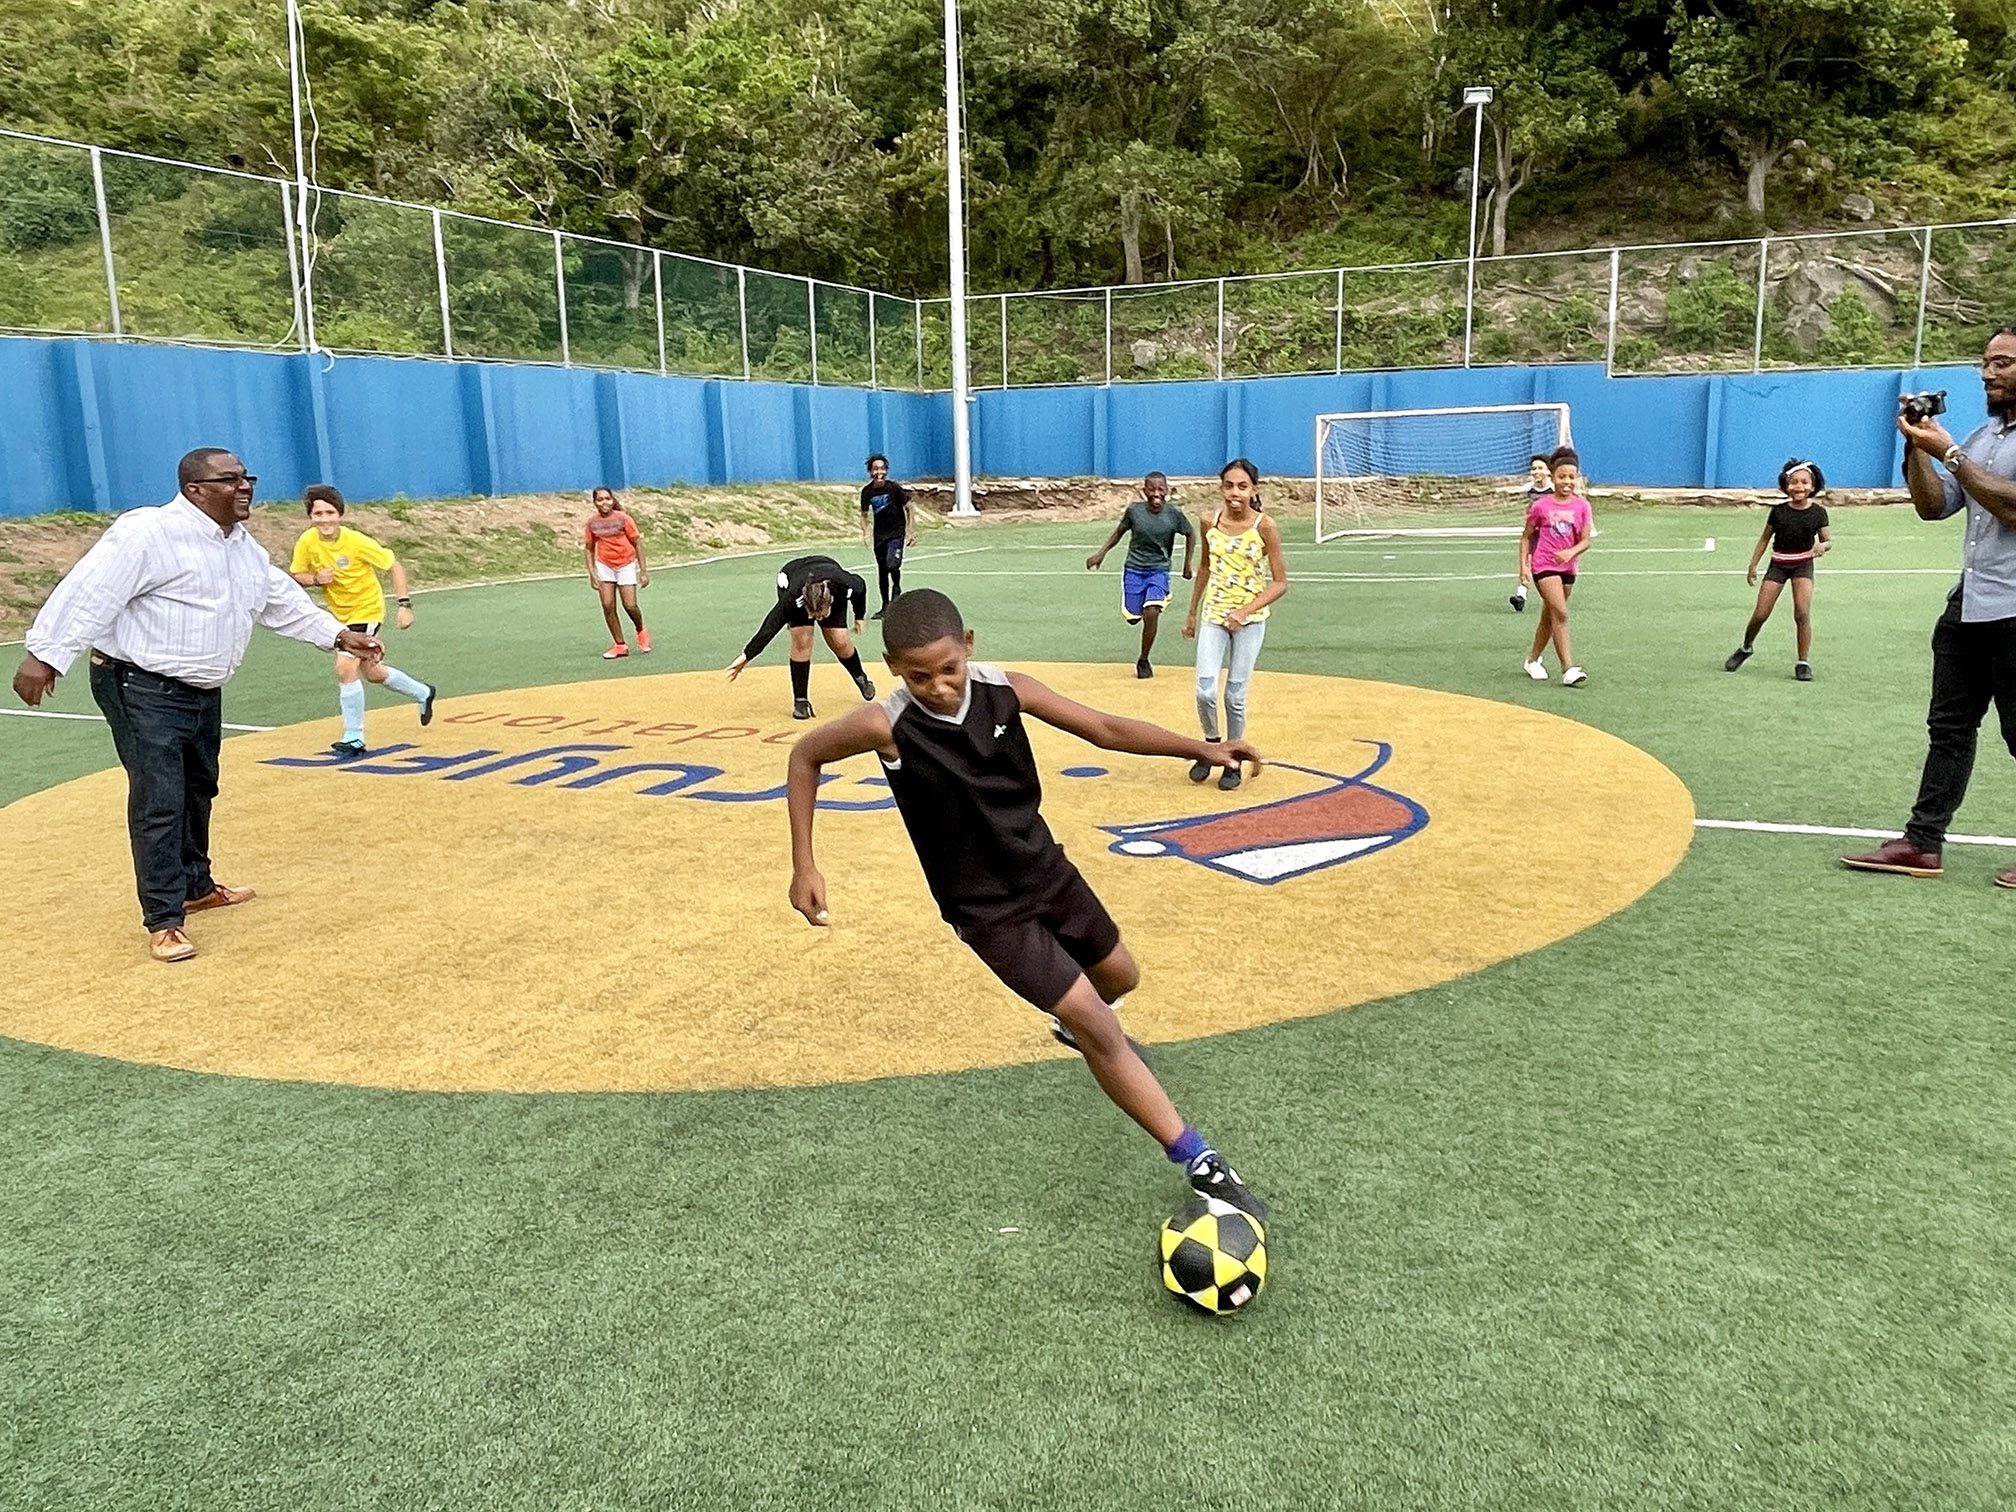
{"left": 2, "top": 666, "right": 1692, "bottom": 1091}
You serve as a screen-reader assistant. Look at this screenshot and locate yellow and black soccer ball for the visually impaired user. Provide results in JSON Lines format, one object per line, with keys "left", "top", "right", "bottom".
{"left": 1159, "top": 1196, "right": 1267, "bottom": 1315}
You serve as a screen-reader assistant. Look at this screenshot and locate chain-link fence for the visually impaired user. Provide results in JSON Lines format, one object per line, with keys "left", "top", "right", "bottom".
{"left": 8, "top": 127, "right": 2012, "bottom": 389}
{"left": 0, "top": 128, "right": 928, "bottom": 389}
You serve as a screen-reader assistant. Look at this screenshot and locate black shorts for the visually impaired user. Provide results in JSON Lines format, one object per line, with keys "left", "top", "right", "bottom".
{"left": 874, "top": 535, "right": 905, "bottom": 570}
{"left": 782, "top": 600, "right": 848, "bottom": 630}
{"left": 1765, "top": 559, "right": 1815, "bottom": 584}
{"left": 953, "top": 866, "right": 1122, "bottom": 1012}
{"left": 1532, "top": 570, "right": 1576, "bottom": 588}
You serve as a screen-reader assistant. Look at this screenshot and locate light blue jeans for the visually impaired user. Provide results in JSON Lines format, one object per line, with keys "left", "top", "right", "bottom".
{"left": 1195, "top": 619, "right": 1268, "bottom": 740}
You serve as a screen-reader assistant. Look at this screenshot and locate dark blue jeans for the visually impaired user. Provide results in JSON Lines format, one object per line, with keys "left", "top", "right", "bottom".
{"left": 89, "top": 657, "right": 222, "bottom": 931}
{"left": 1905, "top": 601, "right": 2016, "bottom": 850}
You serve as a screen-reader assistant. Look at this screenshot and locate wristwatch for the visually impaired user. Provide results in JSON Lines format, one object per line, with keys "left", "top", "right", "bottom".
{"left": 1942, "top": 444, "right": 1965, "bottom": 470}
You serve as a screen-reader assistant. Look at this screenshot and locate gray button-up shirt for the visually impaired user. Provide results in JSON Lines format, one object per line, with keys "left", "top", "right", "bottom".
{"left": 1938, "top": 415, "right": 2016, "bottom": 622}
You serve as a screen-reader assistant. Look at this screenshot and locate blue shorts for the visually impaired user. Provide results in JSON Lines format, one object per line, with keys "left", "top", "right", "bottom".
{"left": 1122, "top": 566, "right": 1172, "bottom": 623}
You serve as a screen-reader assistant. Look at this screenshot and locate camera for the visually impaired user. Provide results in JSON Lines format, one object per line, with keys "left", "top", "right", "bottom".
{"left": 1900, "top": 389, "right": 1947, "bottom": 422}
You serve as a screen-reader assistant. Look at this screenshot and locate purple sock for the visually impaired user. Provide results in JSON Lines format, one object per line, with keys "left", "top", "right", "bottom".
{"left": 1166, "top": 1126, "right": 1208, "bottom": 1165}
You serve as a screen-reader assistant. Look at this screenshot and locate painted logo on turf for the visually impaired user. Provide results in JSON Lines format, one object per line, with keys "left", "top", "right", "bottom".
{"left": 1104, "top": 744, "right": 1427, "bottom": 884}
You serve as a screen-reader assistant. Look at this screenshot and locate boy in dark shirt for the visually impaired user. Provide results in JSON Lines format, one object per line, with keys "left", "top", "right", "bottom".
{"left": 1085, "top": 471, "right": 1195, "bottom": 677}
{"left": 858, "top": 454, "right": 915, "bottom": 619}
{"left": 785, "top": 589, "right": 1266, "bottom": 1218}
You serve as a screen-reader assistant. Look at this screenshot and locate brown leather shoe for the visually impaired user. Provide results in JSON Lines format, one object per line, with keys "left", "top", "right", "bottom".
{"left": 186, "top": 883, "right": 256, "bottom": 912}
{"left": 1840, "top": 838, "right": 1943, "bottom": 878}
{"left": 149, "top": 928, "right": 197, "bottom": 963}
{"left": 1996, "top": 864, "right": 2016, "bottom": 890}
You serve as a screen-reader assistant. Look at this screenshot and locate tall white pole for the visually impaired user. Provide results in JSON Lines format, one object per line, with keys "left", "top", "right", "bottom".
{"left": 286, "top": 0, "right": 317, "bottom": 350}
{"left": 943, "top": 0, "right": 977, "bottom": 516}
{"left": 1461, "top": 86, "right": 1492, "bottom": 369}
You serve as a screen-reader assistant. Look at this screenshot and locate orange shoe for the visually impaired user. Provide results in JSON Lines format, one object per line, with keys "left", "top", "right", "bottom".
{"left": 150, "top": 928, "right": 197, "bottom": 963}
{"left": 636, "top": 629, "right": 653, "bottom": 654}
{"left": 602, "top": 642, "right": 629, "bottom": 660}
{"left": 186, "top": 883, "right": 256, "bottom": 912}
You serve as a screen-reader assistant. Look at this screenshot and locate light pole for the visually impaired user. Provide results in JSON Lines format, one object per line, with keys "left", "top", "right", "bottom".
{"left": 942, "top": 0, "right": 977, "bottom": 517}
{"left": 1461, "top": 84, "right": 1493, "bottom": 368}
{"left": 286, "top": 0, "right": 318, "bottom": 350}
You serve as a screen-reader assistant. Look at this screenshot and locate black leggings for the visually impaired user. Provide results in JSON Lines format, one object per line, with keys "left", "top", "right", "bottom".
{"left": 875, "top": 535, "right": 905, "bottom": 607}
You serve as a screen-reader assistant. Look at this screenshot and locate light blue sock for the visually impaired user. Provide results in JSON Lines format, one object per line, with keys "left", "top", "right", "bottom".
{"left": 380, "top": 666, "right": 428, "bottom": 703}
{"left": 338, "top": 680, "right": 366, "bottom": 743}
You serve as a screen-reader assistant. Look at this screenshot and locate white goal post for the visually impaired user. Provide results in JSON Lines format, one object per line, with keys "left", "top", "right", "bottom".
{"left": 1314, "top": 403, "right": 1574, "bottom": 543}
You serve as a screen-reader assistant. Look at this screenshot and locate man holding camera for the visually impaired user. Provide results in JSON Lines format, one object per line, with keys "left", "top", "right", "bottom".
{"left": 1843, "top": 326, "right": 2016, "bottom": 887}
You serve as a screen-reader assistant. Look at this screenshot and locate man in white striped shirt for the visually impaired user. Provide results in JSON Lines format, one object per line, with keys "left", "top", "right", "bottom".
{"left": 12, "top": 448, "right": 382, "bottom": 962}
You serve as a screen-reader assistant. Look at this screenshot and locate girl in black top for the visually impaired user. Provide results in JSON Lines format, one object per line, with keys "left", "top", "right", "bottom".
{"left": 1726, "top": 459, "right": 1833, "bottom": 681}
{"left": 726, "top": 555, "right": 877, "bottom": 719}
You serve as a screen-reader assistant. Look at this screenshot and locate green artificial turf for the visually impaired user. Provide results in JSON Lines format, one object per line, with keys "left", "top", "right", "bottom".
{"left": 3, "top": 504, "right": 2013, "bottom": 1511}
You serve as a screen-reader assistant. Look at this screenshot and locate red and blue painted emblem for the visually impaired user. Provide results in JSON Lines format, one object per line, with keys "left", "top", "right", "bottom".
{"left": 1095, "top": 742, "right": 1428, "bottom": 883}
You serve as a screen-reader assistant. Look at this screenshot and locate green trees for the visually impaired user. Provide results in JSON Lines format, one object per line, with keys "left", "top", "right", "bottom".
{"left": 0, "top": 0, "right": 2002, "bottom": 301}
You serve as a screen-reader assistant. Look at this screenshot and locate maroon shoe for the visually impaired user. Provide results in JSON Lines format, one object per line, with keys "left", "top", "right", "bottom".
{"left": 1840, "top": 838, "right": 1942, "bottom": 879}
{"left": 1995, "top": 865, "right": 2016, "bottom": 891}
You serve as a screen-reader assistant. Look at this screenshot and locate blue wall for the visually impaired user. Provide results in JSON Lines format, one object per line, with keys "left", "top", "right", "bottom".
{"left": 970, "top": 363, "right": 1986, "bottom": 491}
{"left": 0, "top": 338, "right": 950, "bottom": 516}
{"left": 0, "top": 334, "right": 1986, "bottom": 517}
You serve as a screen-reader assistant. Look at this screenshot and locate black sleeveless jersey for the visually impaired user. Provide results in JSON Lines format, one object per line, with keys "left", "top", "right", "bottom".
{"left": 879, "top": 663, "right": 1069, "bottom": 926}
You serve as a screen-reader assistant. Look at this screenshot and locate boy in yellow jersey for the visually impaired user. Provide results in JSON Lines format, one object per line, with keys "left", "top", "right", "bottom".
{"left": 289, "top": 485, "right": 438, "bottom": 758}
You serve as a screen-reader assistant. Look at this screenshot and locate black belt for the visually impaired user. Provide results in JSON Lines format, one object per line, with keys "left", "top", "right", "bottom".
{"left": 90, "top": 653, "right": 212, "bottom": 696}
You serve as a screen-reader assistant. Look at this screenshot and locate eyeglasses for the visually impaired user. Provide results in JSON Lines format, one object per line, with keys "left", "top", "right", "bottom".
{"left": 190, "top": 474, "right": 257, "bottom": 487}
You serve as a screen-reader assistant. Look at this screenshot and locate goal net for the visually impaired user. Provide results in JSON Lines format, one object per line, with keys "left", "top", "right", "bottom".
{"left": 1314, "top": 403, "right": 1573, "bottom": 542}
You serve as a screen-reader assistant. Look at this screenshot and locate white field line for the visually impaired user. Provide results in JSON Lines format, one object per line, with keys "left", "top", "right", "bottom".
{"left": 918, "top": 567, "right": 1956, "bottom": 583}
{"left": 8, "top": 706, "right": 2005, "bottom": 851}
{"left": 1695, "top": 818, "right": 2016, "bottom": 848}
{"left": 0, "top": 707, "right": 274, "bottom": 733}
{"left": 1022, "top": 541, "right": 1720, "bottom": 556}
{"left": 0, "top": 543, "right": 992, "bottom": 641}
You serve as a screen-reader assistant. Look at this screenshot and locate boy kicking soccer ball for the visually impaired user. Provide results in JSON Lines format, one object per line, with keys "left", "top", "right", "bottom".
{"left": 785, "top": 588, "right": 1267, "bottom": 1219}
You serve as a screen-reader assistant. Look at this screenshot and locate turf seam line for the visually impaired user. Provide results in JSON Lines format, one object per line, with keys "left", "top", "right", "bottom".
{"left": 1695, "top": 818, "right": 2016, "bottom": 848}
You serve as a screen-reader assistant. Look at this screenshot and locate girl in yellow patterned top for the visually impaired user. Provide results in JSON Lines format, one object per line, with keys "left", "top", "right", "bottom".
{"left": 1183, "top": 458, "right": 1288, "bottom": 791}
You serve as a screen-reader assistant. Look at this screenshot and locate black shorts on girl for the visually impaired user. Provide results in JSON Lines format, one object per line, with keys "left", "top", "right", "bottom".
{"left": 1532, "top": 570, "right": 1577, "bottom": 586}
{"left": 1764, "top": 559, "right": 1815, "bottom": 584}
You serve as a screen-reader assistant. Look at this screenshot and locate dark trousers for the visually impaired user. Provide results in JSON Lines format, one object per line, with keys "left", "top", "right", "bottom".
{"left": 89, "top": 657, "right": 223, "bottom": 931}
{"left": 1905, "top": 601, "right": 2016, "bottom": 850}
{"left": 874, "top": 534, "right": 904, "bottom": 607}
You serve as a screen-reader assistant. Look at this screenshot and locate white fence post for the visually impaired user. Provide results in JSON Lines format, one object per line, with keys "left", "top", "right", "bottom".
{"left": 89, "top": 147, "right": 123, "bottom": 339}
{"left": 807, "top": 278, "right": 819, "bottom": 385}
{"left": 1104, "top": 287, "right": 1113, "bottom": 385}
{"left": 1605, "top": 248, "right": 1621, "bottom": 374}
{"left": 915, "top": 299, "right": 924, "bottom": 389}
{"left": 999, "top": 293, "right": 1009, "bottom": 388}
{"left": 1913, "top": 227, "right": 1934, "bottom": 371}
{"left": 431, "top": 208, "right": 454, "bottom": 358}
{"left": 553, "top": 231, "right": 571, "bottom": 365}
{"left": 653, "top": 250, "right": 667, "bottom": 376}
{"left": 737, "top": 267, "right": 750, "bottom": 380}
{"left": 1334, "top": 268, "right": 1344, "bottom": 374}
{"left": 280, "top": 181, "right": 307, "bottom": 351}
{"left": 1751, "top": 238, "right": 1770, "bottom": 373}
{"left": 868, "top": 291, "right": 878, "bottom": 389}
{"left": 1216, "top": 278, "right": 1226, "bottom": 377}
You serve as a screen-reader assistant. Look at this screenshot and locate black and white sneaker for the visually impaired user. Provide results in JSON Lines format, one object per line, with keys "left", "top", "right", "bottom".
{"left": 1794, "top": 661, "right": 1814, "bottom": 682}
{"left": 791, "top": 698, "right": 815, "bottom": 720}
{"left": 1724, "top": 646, "right": 1754, "bottom": 672}
{"left": 328, "top": 739, "right": 367, "bottom": 760}
{"left": 1188, "top": 741, "right": 1219, "bottom": 783}
{"left": 1186, "top": 1152, "right": 1267, "bottom": 1220}
{"left": 419, "top": 682, "right": 438, "bottom": 726}
{"left": 1136, "top": 658, "right": 1153, "bottom": 679}
{"left": 1510, "top": 587, "right": 1527, "bottom": 612}
{"left": 854, "top": 673, "right": 876, "bottom": 700}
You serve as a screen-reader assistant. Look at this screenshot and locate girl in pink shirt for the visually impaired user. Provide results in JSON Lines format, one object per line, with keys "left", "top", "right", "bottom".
{"left": 1520, "top": 447, "right": 1593, "bottom": 687}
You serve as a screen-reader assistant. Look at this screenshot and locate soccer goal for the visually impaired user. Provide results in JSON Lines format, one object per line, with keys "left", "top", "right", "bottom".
{"left": 1314, "top": 403, "right": 1573, "bottom": 543}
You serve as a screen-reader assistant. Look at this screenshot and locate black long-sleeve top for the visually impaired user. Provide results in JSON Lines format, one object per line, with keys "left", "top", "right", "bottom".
{"left": 741, "top": 555, "right": 870, "bottom": 661}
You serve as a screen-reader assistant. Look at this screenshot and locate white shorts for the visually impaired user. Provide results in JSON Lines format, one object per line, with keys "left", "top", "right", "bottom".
{"left": 593, "top": 560, "right": 639, "bottom": 587}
